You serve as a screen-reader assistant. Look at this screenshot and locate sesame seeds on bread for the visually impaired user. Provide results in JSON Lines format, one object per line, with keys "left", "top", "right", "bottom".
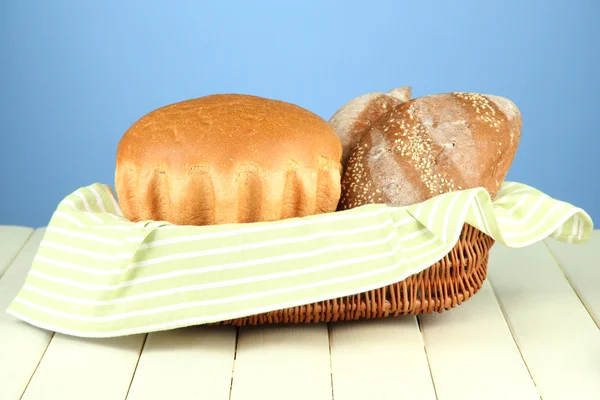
{"left": 328, "top": 87, "right": 412, "bottom": 169}
{"left": 338, "top": 92, "right": 522, "bottom": 210}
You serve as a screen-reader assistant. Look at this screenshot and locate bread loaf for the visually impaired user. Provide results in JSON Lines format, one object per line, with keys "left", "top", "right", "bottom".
{"left": 115, "top": 94, "right": 343, "bottom": 226}
{"left": 338, "top": 92, "right": 521, "bottom": 210}
{"left": 329, "top": 87, "right": 412, "bottom": 168}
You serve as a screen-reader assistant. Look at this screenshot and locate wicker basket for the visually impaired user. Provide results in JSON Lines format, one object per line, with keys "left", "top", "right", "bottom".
{"left": 217, "top": 224, "right": 495, "bottom": 326}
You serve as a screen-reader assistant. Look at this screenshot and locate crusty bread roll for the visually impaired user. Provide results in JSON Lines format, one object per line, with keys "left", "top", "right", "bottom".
{"left": 328, "top": 87, "right": 412, "bottom": 169}
{"left": 115, "top": 94, "right": 342, "bottom": 226}
{"left": 338, "top": 92, "right": 521, "bottom": 210}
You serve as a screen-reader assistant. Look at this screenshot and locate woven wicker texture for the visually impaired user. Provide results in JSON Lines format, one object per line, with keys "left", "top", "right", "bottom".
{"left": 219, "top": 224, "right": 494, "bottom": 326}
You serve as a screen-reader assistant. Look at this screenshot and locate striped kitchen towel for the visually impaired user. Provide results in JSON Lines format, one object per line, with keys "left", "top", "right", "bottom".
{"left": 6, "top": 181, "right": 593, "bottom": 338}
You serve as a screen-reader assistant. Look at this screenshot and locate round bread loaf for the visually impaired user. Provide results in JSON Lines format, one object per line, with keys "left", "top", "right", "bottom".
{"left": 115, "top": 94, "right": 343, "bottom": 226}
{"left": 339, "top": 92, "right": 522, "bottom": 210}
{"left": 329, "top": 86, "right": 412, "bottom": 169}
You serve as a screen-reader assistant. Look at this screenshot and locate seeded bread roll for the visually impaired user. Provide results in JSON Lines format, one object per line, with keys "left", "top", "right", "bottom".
{"left": 329, "top": 87, "right": 412, "bottom": 169}
{"left": 116, "top": 94, "right": 343, "bottom": 226}
{"left": 338, "top": 92, "right": 522, "bottom": 210}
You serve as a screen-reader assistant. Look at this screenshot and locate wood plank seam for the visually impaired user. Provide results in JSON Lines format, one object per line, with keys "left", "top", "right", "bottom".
{"left": 486, "top": 279, "right": 541, "bottom": 399}
{"left": 124, "top": 334, "right": 149, "bottom": 400}
{"left": 4, "top": 229, "right": 52, "bottom": 400}
{"left": 0, "top": 228, "right": 34, "bottom": 280}
{"left": 228, "top": 328, "right": 240, "bottom": 400}
{"left": 327, "top": 324, "right": 335, "bottom": 400}
{"left": 542, "top": 240, "right": 599, "bottom": 329}
{"left": 416, "top": 316, "right": 440, "bottom": 400}
{"left": 16, "top": 334, "right": 54, "bottom": 400}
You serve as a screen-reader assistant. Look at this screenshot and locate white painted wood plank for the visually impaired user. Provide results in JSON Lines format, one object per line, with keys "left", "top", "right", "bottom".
{"left": 330, "top": 317, "right": 437, "bottom": 400}
{"left": 126, "top": 326, "right": 237, "bottom": 400}
{"left": 0, "top": 225, "right": 34, "bottom": 278}
{"left": 544, "top": 231, "right": 600, "bottom": 327}
{"left": 230, "top": 324, "right": 332, "bottom": 400}
{"left": 488, "top": 242, "right": 600, "bottom": 400}
{"left": 420, "top": 281, "right": 539, "bottom": 400}
{"left": 0, "top": 228, "right": 54, "bottom": 400}
{"left": 21, "top": 333, "right": 146, "bottom": 400}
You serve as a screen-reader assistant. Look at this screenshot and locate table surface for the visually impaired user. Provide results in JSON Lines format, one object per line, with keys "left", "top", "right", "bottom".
{"left": 1, "top": 226, "right": 598, "bottom": 400}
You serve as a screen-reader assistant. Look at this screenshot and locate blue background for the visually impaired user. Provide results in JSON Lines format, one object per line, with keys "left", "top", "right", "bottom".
{"left": 1, "top": 0, "right": 598, "bottom": 227}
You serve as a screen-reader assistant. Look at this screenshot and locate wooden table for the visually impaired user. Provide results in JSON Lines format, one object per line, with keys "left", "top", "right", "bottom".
{"left": 1, "top": 226, "right": 599, "bottom": 400}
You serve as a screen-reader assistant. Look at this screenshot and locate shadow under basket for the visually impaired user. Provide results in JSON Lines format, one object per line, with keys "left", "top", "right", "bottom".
{"left": 217, "top": 224, "right": 495, "bottom": 327}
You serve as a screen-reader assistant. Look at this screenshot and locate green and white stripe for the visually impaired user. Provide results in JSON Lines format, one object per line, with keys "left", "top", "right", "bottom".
{"left": 6, "top": 181, "right": 593, "bottom": 338}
